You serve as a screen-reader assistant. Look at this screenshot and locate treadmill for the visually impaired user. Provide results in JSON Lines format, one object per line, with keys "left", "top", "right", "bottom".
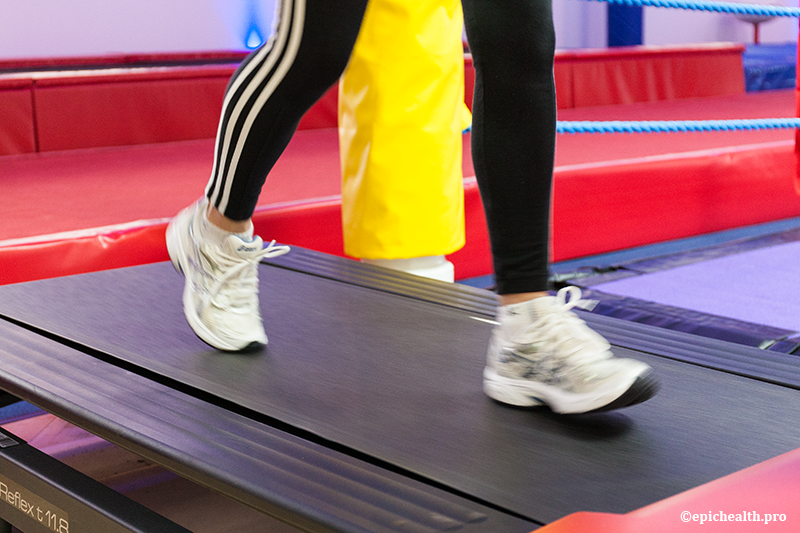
{"left": 0, "top": 247, "right": 798, "bottom": 532}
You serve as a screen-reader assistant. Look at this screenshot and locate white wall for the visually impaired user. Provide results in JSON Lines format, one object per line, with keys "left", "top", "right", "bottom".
{"left": 0, "top": 0, "right": 796, "bottom": 61}
{"left": 0, "top": 0, "right": 276, "bottom": 59}
{"left": 643, "top": 0, "right": 799, "bottom": 46}
{"left": 553, "top": 0, "right": 609, "bottom": 49}
{"left": 555, "top": 0, "right": 799, "bottom": 48}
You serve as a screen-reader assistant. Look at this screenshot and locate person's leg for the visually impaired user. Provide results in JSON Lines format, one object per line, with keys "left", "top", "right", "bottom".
{"left": 462, "top": 0, "right": 658, "bottom": 413}
{"left": 339, "top": 0, "right": 467, "bottom": 283}
{"left": 463, "top": 0, "right": 555, "bottom": 298}
{"left": 208, "top": 0, "right": 369, "bottom": 222}
{"left": 167, "top": 0, "right": 369, "bottom": 351}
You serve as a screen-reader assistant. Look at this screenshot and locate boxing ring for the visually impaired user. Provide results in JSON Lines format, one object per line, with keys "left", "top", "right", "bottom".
{"left": 1, "top": 0, "right": 800, "bottom": 532}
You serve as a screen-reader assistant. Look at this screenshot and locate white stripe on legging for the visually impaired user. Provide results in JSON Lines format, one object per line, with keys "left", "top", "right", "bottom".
{"left": 207, "top": 0, "right": 306, "bottom": 215}
{"left": 205, "top": 7, "right": 284, "bottom": 207}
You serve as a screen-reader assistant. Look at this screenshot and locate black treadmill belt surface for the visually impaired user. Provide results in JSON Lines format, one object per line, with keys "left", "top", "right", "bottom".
{"left": 1, "top": 259, "right": 799, "bottom": 524}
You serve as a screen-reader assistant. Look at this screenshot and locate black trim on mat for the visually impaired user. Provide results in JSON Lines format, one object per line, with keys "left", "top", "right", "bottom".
{"left": 562, "top": 226, "right": 800, "bottom": 287}
{"left": 550, "top": 226, "right": 800, "bottom": 353}
{"left": 577, "top": 288, "right": 800, "bottom": 353}
{"left": 580, "top": 310, "right": 800, "bottom": 390}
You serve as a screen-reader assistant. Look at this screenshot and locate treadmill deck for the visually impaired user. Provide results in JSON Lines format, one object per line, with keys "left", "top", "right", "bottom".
{"left": 0, "top": 250, "right": 798, "bottom": 528}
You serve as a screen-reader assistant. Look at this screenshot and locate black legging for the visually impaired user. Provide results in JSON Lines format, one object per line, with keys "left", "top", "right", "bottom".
{"left": 205, "top": 0, "right": 556, "bottom": 295}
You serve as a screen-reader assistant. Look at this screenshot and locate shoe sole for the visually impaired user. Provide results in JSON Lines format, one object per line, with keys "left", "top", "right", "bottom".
{"left": 586, "top": 371, "right": 659, "bottom": 413}
{"left": 166, "top": 209, "right": 265, "bottom": 353}
{"left": 483, "top": 366, "right": 658, "bottom": 414}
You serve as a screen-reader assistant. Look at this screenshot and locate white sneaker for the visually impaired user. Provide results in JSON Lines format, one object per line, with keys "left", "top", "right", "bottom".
{"left": 483, "top": 286, "right": 658, "bottom": 414}
{"left": 166, "top": 199, "right": 290, "bottom": 351}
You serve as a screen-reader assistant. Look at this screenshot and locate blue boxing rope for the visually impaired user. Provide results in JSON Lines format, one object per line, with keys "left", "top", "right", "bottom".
{"left": 554, "top": 0, "right": 800, "bottom": 133}
{"left": 587, "top": 0, "right": 800, "bottom": 18}
{"left": 557, "top": 118, "right": 800, "bottom": 134}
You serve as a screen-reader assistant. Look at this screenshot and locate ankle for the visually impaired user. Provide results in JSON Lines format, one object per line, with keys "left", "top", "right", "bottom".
{"left": 206, "top": 205, "right": 253, "bottom": 235}
{"left": 202, "top": 205, "right": 253, "bottom": 245}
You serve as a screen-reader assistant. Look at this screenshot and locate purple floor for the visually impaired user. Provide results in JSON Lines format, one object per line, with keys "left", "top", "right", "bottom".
{"left": 594, "top": 241, "right": 800, "bottom": 332}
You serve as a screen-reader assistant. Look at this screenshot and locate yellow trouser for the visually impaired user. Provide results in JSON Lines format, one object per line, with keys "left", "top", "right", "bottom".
{"left": 339, "top": 0, "right": 468, "bottom": 260}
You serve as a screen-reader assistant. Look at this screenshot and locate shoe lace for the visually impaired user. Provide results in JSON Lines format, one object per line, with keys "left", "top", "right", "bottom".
{"left": 515, "top": 286, "right": 610, "bottom": 367}
{"left": 207, "top": 240, "right": 290, "bottom": 309}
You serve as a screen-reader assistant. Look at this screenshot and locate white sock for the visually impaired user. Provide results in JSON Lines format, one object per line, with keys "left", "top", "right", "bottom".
{"left": 199, "top": 211, "right": 253, "bottom": 246}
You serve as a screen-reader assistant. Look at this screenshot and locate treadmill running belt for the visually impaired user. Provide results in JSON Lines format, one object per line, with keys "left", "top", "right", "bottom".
{"left": 0, "top": 254, "right": 798, "bottom": 525}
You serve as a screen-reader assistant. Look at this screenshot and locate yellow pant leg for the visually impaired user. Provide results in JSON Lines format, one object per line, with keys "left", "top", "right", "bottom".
{"left": 339, "top": 0, "right": 467, "bottom": 260}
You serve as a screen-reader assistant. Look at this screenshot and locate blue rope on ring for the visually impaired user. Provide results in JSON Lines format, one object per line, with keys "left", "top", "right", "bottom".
{"left": 557, "top": 118, "right": 800, "bottom": 134}
{"left": 588, "top": 0, "right": 800, "bottom": 17}
{"left": 560, "top": 0, "right": 800, "bottom": 133}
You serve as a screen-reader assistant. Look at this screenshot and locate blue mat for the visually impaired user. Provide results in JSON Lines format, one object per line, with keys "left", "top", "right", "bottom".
{"left": 595, "top": 240, "right": 800, "bottom": 332}
{"left": 546, "top": 223, "right": 800, "bottom": 353}
{"left": 743, "top": 42, "right": 796, "bottom": 92}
